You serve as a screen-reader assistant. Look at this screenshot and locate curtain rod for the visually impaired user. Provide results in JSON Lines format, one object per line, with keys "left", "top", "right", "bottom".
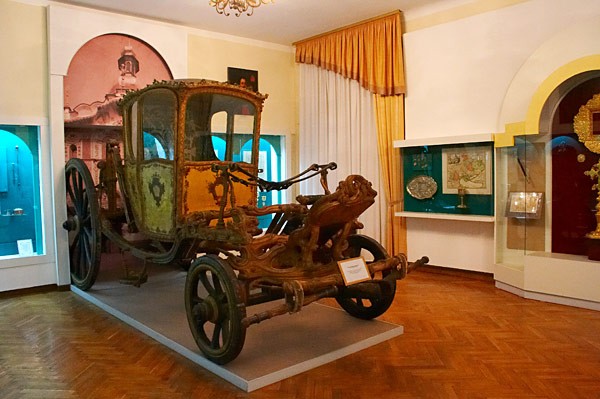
{"left": 292, "top": 10, "right": 402, "bottom": 46}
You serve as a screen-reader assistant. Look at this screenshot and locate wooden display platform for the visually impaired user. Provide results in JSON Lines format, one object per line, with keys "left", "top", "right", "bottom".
{"left": 71, "top": 254, "right": 403, "bottom": 391}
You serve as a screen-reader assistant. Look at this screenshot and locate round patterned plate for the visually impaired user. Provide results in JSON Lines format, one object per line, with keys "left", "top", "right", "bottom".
{"left": 406, "top": 175, "right": 437, "bottom": 200}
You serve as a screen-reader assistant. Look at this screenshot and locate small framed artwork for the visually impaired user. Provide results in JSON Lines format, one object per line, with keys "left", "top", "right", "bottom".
{"left": 441, "top": 145, "right": 492, "bottom": 195}
{"left": 227, "top": 67, "right": 258, "bottom": 92}
{"left": 506, "top": 191, "right": 544, "bottom": 219}
{"left": 337, "top": 257, "right": 371, "bottom": 286}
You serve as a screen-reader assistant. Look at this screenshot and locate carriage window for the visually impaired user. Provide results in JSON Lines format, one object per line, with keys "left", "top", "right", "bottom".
{"left": 140, "top": 89, "right": 176, "bottom": 161}
{"left": 185, "top": 93, "right": 256, "bottom": 162}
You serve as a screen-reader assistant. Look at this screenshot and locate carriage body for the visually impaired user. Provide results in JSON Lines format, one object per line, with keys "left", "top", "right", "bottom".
{"left": 118, "top": 79, "right": 264, "bottom": 244}
{"left": 63, "top": 79, "right": 427, "bottom": 365}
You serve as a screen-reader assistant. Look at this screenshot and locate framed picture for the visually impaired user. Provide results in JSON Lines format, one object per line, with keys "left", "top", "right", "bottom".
{"left": 506, "top": 192, "right": 544, "bottom": 219}
{"left": 441, "top": 145, "right": 492, "bottom": 195}
{"left": 227, "top": 67, "right": 258, "bottom": 92}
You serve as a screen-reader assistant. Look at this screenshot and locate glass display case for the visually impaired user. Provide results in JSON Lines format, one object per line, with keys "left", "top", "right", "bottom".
{"left": 495, "top": 135, "right": 549, "bottom": 267}
{"left": 396, "top": 135, "right": 494, "bottom": 220}
{"left": 0, "top": 125, "right": 43, "bottom": 258}
{"left": 494, "top": 77, "right": 600, "bottom": 308}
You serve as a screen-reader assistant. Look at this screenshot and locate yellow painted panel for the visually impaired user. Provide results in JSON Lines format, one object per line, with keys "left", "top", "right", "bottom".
{"left": 183, "top": 166, "right": 256, "bottom": 214}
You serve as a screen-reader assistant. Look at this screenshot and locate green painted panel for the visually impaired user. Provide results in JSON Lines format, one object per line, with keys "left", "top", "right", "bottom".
{"left": 141, "top": 163, "right": 174, "bottom": 234}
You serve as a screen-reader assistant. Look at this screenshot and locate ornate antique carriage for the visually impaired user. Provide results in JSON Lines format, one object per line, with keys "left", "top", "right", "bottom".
{"left": 63, "top": 79, "right": 427, "bottom": 364}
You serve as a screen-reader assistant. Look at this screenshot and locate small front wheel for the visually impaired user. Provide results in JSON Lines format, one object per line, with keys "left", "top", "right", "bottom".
{"left": 184, "top": 255, "right": 247, "bottom": 364}
{"left": 335, "top": 234, "right": 396, "bottom": 320}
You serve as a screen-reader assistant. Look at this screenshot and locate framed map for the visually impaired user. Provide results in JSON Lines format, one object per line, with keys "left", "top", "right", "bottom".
{"left": 441, "top": 145, "right": 492, "bottom": 195}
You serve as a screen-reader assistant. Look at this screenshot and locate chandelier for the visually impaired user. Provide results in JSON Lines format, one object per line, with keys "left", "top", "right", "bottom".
{"left": 209, "top": 0, "right": 272, "bottom": 17}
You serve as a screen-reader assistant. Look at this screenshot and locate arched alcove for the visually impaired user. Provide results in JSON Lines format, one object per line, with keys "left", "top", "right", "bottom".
{"left": 545, "top": 74, "right": 600, "bottom": 255}
{"left": 63, "top": 34, "right": 173, "bottom": 185}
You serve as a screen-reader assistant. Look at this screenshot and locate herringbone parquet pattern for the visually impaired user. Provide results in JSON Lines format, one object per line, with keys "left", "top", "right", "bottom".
{"left": 1, "top": 268, "right": 600, "bottom": 398}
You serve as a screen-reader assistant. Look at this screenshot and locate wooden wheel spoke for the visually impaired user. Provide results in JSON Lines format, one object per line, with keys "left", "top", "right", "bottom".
{"left": 212, "top": 273, "right": 223, "bottom": 296}
{"left": 77, "top": 192, "right": 89, "bottom": 217}
{"left": 356, "top": 297, "right": 365, "bottom": 308}
{"left": 199, "top": 273, "right": 217, "bottom": 296}
{"left": 211, "top": 323, "right": 222, "bottom": 348}
{"left": 65, "top": 159, "right": 101, "bottom": 290}
{"left": 66, "top": 181, "right": 77, "bottom": 206}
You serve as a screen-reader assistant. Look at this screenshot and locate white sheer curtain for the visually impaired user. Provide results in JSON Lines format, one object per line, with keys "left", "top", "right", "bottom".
{"left": 298, "top": 63, "right": 385, "bottom": 242}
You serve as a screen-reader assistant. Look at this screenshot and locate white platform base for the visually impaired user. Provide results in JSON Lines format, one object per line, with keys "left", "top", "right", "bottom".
{"left": 495, "top": 252, "right": 600, "bottom": 312}
{"left": 71, "top": 257, "right": 403, "bottom": 392}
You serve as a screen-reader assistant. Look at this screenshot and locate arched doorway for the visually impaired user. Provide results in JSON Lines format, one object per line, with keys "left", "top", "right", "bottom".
{"left": 548, "top": 74, "right": 600, "bottom": 255}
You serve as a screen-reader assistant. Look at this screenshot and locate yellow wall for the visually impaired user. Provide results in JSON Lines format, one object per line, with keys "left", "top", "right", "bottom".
{"left": 187, "top": 34, "right": 296, "bottom": 136}
{"left": 0, "top": 0, "right": 47, "bottom": 119}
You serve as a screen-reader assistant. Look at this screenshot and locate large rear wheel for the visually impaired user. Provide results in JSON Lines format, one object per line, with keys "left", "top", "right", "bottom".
{"left": 64, "top": 158, "right": 101, "bottom": 291}
{"left": 185, "top": 255, "right": 247, "bottom": 364}
{"left": 335, "top": 234, "right": 396, "bottom": 320}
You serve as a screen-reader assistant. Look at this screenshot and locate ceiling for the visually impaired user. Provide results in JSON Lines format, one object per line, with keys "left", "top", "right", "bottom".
{"left": 51, "top": 0, "right": 467, "bottom": 46}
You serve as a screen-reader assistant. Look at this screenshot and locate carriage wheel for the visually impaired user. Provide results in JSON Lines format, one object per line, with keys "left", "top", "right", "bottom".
{"left": 64, "top": 158, "right": 101, "bottom": 291}
{"left": 335, "top": 234, "right": 396, "bottom": 320}
{"left": 185, "top": 255, "right": 247, "bottom": 364}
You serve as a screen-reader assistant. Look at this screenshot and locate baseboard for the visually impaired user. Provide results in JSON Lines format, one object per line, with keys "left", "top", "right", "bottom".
{"left": 417, "top": 264, "right": 494, "bottom": 282}
{"left": 0, "top": 284, "right": 70, "bottom": 298}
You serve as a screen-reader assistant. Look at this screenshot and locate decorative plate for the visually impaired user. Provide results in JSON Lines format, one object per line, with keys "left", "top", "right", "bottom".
{"left": 406, "top": 175, "right": 437, "bottom": 200}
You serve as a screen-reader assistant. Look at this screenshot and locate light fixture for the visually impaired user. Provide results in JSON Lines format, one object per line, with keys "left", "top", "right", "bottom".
{"left": 209, "top": 0, "right": 272, "bottom": 17}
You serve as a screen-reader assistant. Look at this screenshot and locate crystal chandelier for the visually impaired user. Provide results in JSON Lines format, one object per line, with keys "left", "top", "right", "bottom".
{"left": 209, "top": 0, "right": 272, "bottom": 17}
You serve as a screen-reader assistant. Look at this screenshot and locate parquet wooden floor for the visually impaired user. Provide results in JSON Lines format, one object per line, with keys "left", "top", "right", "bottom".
{"left": 1, "top": 268, "right": 600, "bottom": 399}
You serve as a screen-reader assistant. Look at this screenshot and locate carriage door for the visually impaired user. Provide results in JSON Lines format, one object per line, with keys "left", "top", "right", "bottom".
{"left": 136, "top": 89, "right": 176, "bottom": 236}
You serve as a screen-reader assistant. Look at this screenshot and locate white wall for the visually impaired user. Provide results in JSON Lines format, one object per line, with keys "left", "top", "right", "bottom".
{"left": 47, "top": 3, "right": 189, "bottom": 286}
{"left": 1, "top": 0, "right": 297, "bottom": 292}
{"left": 401, "top": 0, "right": 600, "bottom": 272}
{"left": 0, "top": 1, "right": 56, "bottom": 290}
{"left": 404, "top": 0, "right": 600, "bottom": 140}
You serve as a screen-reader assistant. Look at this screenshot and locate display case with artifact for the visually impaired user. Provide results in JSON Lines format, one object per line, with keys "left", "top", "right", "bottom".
{"left": 396, "top": 137, "right": 495, "bottom": 219}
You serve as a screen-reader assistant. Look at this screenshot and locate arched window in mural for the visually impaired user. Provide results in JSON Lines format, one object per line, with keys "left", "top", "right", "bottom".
{"left": 0, "top": 127, "right": 42, "bottom": 258}
{"left": 63, "top": 33, "right": 172, "bottom": 184}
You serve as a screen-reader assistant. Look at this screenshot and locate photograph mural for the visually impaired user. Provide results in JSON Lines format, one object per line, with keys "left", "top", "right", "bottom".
{"left": 64, "top": 34, "right": 172, "bottom": 183}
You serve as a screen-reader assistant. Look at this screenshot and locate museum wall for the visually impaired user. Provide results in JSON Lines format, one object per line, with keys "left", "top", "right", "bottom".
{"left": 187, "top": 35, "right": 296, "bottom": 137}
{"left": 0, "top": 0, "right": 47, "bottom": 120}
{"left": 403, "top": 0, "right": 600, "bottom": 139}
{"left": 0, "top": 0, "right": 57, "bottom": 292}
{"left": 0, "top": 0, "right": 297, "bottom": 292}
{"left": 401, "top": 0, "right": 600, "bottom": 272}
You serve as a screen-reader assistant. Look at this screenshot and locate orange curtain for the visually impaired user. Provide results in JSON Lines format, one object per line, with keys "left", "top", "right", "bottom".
{"left": 295, "top": 11, "right": 405, "bottom": 96}
{"left": 374, "top": 94, "right": 406, "bottom": 254}
{"left": 295, "top": 11, "right": 407, "bottom": 255}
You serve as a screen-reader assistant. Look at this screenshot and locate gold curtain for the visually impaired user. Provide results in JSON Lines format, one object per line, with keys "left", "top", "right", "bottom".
{"left": 295, "top": 11, "right": 407, "bottom": 255}
{"left": 295, "top": 11, "right": 405, "bottom": 96}
{"left": 374, "top": 94, "right": 406, "bottom": 255}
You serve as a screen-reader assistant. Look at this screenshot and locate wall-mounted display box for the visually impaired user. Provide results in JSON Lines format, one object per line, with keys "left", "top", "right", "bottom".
{"left": 394, "top": 134, "right": 494, "bottom": 222}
